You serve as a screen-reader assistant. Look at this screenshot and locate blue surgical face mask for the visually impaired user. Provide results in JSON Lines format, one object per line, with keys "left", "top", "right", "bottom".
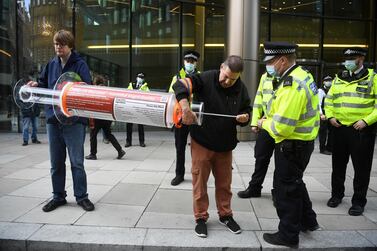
{"left": 184, "top": 63, "right": 195, "bottom": 73}
{"left": 344, "top": 60, "right": 357, "bottom": 72}
{"left": 324, "top": 81, "right": 332, "bottom": 88}
{"left": 266, "top": 64, "right": 278, "bottom": 77}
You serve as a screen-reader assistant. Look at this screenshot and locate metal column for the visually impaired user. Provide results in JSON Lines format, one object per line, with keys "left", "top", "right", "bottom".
{"left": 226, "top": 0, "right": 260, "bottom": 141}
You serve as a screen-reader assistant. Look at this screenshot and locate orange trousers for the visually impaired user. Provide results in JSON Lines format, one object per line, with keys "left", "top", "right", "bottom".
{"left": 191, "top": 139, "right": 233, "bottom": 221}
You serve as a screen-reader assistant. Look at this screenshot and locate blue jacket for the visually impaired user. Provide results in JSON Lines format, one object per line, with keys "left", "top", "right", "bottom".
{"left": 39, "top": 50, "right": 92, "bottom": 124}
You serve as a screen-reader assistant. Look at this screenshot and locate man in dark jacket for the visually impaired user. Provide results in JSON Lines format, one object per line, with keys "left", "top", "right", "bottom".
{"left": 21, "top": 104, "right": 41, "bottom": 146}
{"left": 28, "top": 30, "right": 94, "bottom": 212}
{"left": 173, "top": 55, "right": 251, "bottom": 238}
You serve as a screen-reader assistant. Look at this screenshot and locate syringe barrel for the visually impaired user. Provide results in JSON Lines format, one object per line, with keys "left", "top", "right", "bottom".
{"left": 19, "top": 85, "right": 61, "bottom": 106}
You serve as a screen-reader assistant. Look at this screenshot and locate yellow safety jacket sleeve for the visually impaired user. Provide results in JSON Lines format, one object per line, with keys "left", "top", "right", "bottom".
{"left": 128, "top": 82, "right": 150, "bottom": 91}
{"left": 324, "top": 80, "right": 335, "bottom": 119}
{"left": 168, "top": 76, "right": 177, "bottom": 93}
{"left": 262, "top": 84, "right": 306, "bottom": 142}
{"left": 251, "top": 77, "right": 264, "bottom": 126}
{"left": 363, "top": 74, "right": 377, "bottom": 125}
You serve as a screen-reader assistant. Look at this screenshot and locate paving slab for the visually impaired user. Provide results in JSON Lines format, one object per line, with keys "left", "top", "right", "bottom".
{"left": 0, "top": 196, "right": 45, "bottom": 221}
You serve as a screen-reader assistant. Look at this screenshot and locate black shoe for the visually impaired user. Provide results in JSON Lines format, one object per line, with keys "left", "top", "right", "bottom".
{"left": 117, "top": 150, "right": 126, "bottom": 159}
{"left": 77, "top": 198, "right": 95, "bottom": 211}
{"left": 327, "top": 197, "right": 342, "bottom": 208}
{"left": 140, "top": 142, "right": 146, "bottom": 147}
{"left": 85, "top": 154, "right": 97, "bottom": 160}
{"left": 237, "top": 186, "right": 261, "bottom": 198}
{"left": 171, "top": 175, "right": 184, "bottom": 186}
{"left": 42, "top": 199, "right": 67, "bottom": 212}
{"left": 195, "top": 219, "right": 207, "bottom": 238}
{"left": 348, "top": 205, "right": 364, "bottom": 216}
{"left": 32, "top": 139, "right": 41, "bottom": 144}
{"left": 301, "top": 224, "right": 321, "bottom": 232}
{"left": 219, "top": 215, "right": 242, "bottom": 234}
{"left": 125, "top": 142, "right": 131, "bottom": 148}
{"left": 22, "top": 141, "right": 28, "bottom": 146}
{"left": 320, "top": 150, "right": 332, "bottom": 155}
{"left": 263, "top": 232, "right": 298, "bottom": 248}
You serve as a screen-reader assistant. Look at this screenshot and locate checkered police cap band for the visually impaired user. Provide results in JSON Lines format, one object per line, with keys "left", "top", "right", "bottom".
{"left": 264, "top": 48, "right": 296, "bottom": 55}
{"left": 344, "top": 49, "right": 366, "bottom": 56}
{"left": 184, "top": 53, "right": 198, "bottom": 60}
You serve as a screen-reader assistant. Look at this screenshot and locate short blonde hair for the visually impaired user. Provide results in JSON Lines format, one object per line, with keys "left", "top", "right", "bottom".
{"left": 53, "top": 30, "right": 74, "bottom": 48}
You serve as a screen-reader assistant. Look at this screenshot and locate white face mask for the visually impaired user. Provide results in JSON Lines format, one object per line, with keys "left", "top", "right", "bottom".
{"left": 344, "top": 60, "right": 357, "bottom": 72}
{"left": 184, "top": 62, "right": 196, "bottom": 73}
{"left": 324, "top": 81, "right": 332, "bottom": 88}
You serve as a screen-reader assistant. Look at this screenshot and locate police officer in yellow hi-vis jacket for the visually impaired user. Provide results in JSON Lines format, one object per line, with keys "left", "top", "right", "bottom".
{"left": 169, "top": 50, "right": 200, "bottom": 186}
{"left": 325, "top": 47, "right": 377, "bottom": 216}
{"left": 125, "top": 73, "right": 150, "bottom": 147}
{"left": 237, "top": 73, "right": 275, "bottom": 198}
{"left": 259, "top": 42, "right": 320, "bottom": 248}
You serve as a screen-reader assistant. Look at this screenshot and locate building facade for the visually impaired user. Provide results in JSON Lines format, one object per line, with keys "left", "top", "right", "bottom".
{"left": 0, "top": 0, "right": 376, "bottom": 132}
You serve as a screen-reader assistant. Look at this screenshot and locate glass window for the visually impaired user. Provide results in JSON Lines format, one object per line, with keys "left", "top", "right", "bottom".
{"left": 271, "top": 0, "right": 322, "bottom": 16}
{"left": 132, "top": 0, "right": 179, "bottom": 91}
{"left": 324, "top": 0, "right": 373, "bottom": 19}
{"left": 323, "top": 19, "right": 373, "bottom": 63}
{"left": 204, "top": 5, "right": 225, "bottom": 70}
{"left": 76, "top": 0, "right": 129, "bottom": 87}
{"left": 271, "top": 15, "right": 320, "bottom": 60}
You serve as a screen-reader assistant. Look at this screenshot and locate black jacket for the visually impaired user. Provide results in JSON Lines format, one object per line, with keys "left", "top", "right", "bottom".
{"left": 173, "top": 70, "right": 251, "bottom": 152}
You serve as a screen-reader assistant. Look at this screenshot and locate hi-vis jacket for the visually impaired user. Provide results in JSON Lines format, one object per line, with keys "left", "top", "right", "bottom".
{"left": 168, "top": 68, "right": 200, "bottom": 93}
{"left": 127, "top": 82, "right": 150, "bottom": 91}
{"left": 262, "top": 65, "right": 320, "bottom": 143}
{"left": 324, "top": 68, "right": 377, "bottom": 126}
{"left": 251, "top": 73, "right": 274, "bottom": 126}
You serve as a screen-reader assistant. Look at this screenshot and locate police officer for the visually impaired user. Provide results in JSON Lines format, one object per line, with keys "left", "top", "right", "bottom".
{"left": 325, "top": 47, "right": 377, "bottom": 216}
{"left": 237, "top": 72, "right": 275, "bottom": 198}
{"left": 125, "top": 73, "right": 150, "bottom": 147}
{"left": 318, "top": 75, "right": 333, "bottom": 155}
{"left": 169, "top": 50, "right": 200, "bottom": 186}
{"left": 259, "top": 42, "right": 320, "bottom": 248}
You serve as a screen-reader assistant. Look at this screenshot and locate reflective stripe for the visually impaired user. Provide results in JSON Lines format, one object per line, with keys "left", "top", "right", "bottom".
{"left": 333, "top": 92, "right": 375, "bottom": 99}
{"left": 253, "top": 104, "right": 263, "bottom": 108}
{"left": 273, "top": 114, "right": 297, "bottom": 126}
{"left": 299, "top": 109, "right": 318, "bottom": 120}
{"left": 256, "top": 91, "right": 262, "bottom": 96}
{"left": 333, "top": 102, "right": 374, "bottom": 108}
{"left": 324, "top": 102, "right": 333, "bottom": 107}
{"left": 294, "top": 120, "right": 319, "bottom": 133}
{"left": 326, "top": 94, "right": 333, "bottom": 100}
{"left": 271, "top": 121, "right": 282, "bottom": 137}
{"left": 375, "top": 104, "right": 377, "bottom": 109}
{"left": 294, "top": 76, "right": 316, "bottom": 119}
{"left": 262, "top": 90, "right": 274, "bottom": 95}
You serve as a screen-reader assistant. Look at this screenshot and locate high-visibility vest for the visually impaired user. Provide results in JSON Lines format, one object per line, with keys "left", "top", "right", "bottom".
{"left": 325, "top": 68, "right": 377, "bottom": 126}
{"left": 262, "top": 66, "right": 320, "bottom": 143}
{"left": 251, "top": 73, "right": 274, "bottom": 126}
{"left": 168, "top": 68, "right": 200, "bottom": 93}
{"left": 127, "top": 82, "right": 150, "bottom": 91}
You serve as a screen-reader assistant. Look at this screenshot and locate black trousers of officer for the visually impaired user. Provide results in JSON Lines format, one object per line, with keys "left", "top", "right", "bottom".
{"left": 174, "top": 124, "right": 190, "bottom": 177}
{"left": 90, "top": 120, "right": 122, "bottom": 155}
{"left": 319, "top": 120, "right": 333, "bottom": 152}
{"left": 249, "top": 129, "right": 275, "bottom": 190}
{"left": 126, "top": 123, "right": 145, "bottom": 145}
{"left": 274, "top": 140, "right": 317, "bottom": 242}
{"left": 331, "top": 124, "right": 376, "bottom": 207}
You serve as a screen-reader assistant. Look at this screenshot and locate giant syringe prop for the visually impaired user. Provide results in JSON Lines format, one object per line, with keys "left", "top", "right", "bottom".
{"left": 14, "top": 72, "right": 240, "bottom": 127}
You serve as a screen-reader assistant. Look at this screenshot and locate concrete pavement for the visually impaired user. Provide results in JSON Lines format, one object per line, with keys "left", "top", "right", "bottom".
{"left": 0, "top": 130, "right": 376, "bottom": 250}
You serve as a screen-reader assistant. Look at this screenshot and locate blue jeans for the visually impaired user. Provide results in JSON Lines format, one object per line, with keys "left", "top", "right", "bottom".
{"left": 22, "top": 117, "right": 38, "bottom": 142}
{"left": 47, "top": 123, "right": 88, "bottom": 202}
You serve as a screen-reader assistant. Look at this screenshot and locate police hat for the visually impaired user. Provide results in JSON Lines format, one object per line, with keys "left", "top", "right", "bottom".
{"left": 137, "top": 72, "right": 145, "bottom": 78}
{"left": 183, "top": 50, "right": 200, "bottom": 61}
{"left": 343, "top": 47, "right": 367, "bottom": 57}
{"left": 322, "top": 75, "right": 332, "bottom": 81}
{"left": 263, "top": 41, "right": 298, "bottom": 62}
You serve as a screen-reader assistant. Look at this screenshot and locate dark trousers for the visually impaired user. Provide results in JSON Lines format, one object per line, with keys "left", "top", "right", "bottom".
{"left": 249, "top": 129, "right": 275, "bottom": 190}
{"left": 274, "top": 140, "right": 317, "bottom": 243}
{"left": 319, "top": 120, "right": 333, "bottom": 152}
{"left": 174, "top": 124, "right": 190, "bottom": 177}
{"left": 126, "top": 123, "right": 145, "bottom": 144}
{"left": 331, "top": 125, "right": 376, "bottom": 207}
{"left": 90, "top": 120, "right": 122, "bottom": 155}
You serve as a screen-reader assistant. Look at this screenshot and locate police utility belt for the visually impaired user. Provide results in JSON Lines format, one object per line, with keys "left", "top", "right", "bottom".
{"left": 277, "top": 139, "right": 314, "bottom": 152}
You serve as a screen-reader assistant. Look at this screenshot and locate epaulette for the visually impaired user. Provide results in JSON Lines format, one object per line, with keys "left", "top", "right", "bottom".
{"left": 283, "top": 76, "right": 293, "bottom": 87}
